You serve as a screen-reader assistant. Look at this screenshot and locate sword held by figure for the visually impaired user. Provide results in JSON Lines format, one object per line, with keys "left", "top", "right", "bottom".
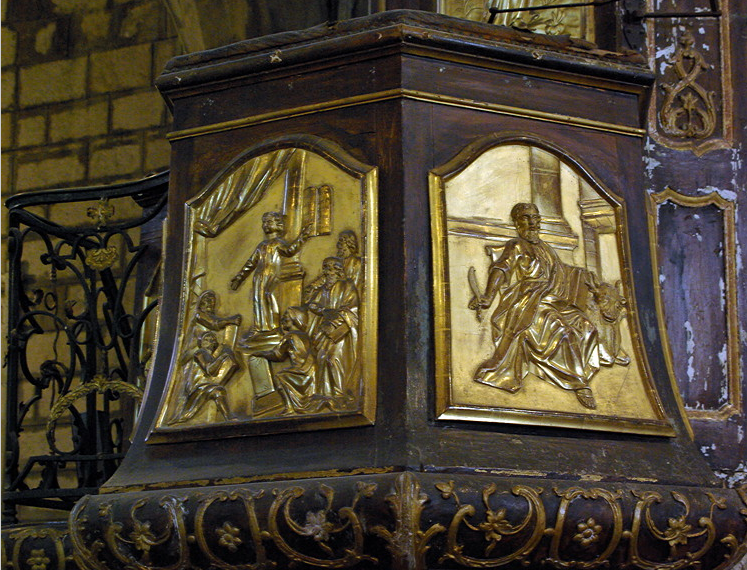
{"left": 467, "top": 266, "right": 483, "bottom": 322}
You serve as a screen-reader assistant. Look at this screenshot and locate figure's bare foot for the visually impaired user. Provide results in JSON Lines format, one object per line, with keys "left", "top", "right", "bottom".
{"left": 576, "top": 388, "right": 596, "bottom": 409}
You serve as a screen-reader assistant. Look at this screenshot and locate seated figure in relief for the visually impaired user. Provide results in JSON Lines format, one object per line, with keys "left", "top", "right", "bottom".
{"left": 469, "top": 202, "right": 628, "bottom": 410}
{"left": 252, "top": 307, "right": 320, "bottom": 415}
{"left": 171, "top": 331, "right": 239, "bottom": 423}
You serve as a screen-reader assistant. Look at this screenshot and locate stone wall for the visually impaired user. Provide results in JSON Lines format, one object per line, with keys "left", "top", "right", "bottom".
{"left": 2, "top": 0, "right": 180, "bottom": 522}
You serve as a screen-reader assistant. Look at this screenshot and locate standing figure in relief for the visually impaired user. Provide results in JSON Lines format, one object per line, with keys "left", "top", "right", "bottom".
{"left": 307, "top": 257, "right": 360, "bottom": 406}
{"left": 337, "top": 230, "right": 362, "bottom": 289}
{"left": 230, "top": 212, "right": 310, "bottom": 334}
{"left": 468, "top": 202, "right": 602, "bottom": 409}
{"left": 303, "top": 229, "right": 362, "bottom": 302}
{"left": 252, "top": 307, "right": 319, "bottom": 415}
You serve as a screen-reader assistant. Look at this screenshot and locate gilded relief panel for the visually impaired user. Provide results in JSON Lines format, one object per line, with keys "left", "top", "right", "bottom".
{"left": 152, "top": 141, "right": 377, "bottom": 439}
{"left": 431, "top": 139, "right": 672, "bottom": 434}
{"left": 438, "top": 0, "right": 594, "bottom": 43}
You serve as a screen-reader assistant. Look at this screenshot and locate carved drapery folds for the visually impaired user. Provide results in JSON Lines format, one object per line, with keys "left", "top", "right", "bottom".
{"left": 68, "top": 472, "right": 747, "bottom": 570}
{"left": 430, "top": 137, "right": 671, "bottom": 435}
{"left": 151, "top": 138, "right": 377, "bottom": 441}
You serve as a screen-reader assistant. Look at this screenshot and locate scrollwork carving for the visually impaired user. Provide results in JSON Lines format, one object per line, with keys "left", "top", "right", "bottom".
{"left": 659, "top": 31, "right": 717, "bottom": 140}
{"left": 624, "top": 490, "right": 724, "bottom": 570}
{"left": 71, "top": 495, "right": 189, "bottom": 570}
{"left": 193, "top": 489, "right": 272, "bottom": 570}
{"left": 65, "top": 475, "right": 747, "bottom": 570}
{"left": 438, "top": 481, "right": 545, "bottom": 567}
{"left": 545, "top": 487, "right": 623, "bottom": 569}
{"left": 266, "top": 481, "right": 376, "bottom": 568}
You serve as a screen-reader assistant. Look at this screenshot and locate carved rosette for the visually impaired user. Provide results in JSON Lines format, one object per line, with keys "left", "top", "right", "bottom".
{"left": 68, "top": 473, "right": 747, "bottom": 570}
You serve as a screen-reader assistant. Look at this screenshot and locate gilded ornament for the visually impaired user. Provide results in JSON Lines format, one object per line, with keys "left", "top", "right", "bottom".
{"left": 624, "top": 490, "right": 723, "bottom": 570}
{"left": 215, "top": 522, "right": 243, "bottom": 552}
{"left": 573, "top": 518, "right": 602, "bottom": 547}
{"left": 439, "top": 481, "right": 545, "bottom": 566}
{"left": 153, "top": 141, "right": 377, "bottom": 439}
{"left": 546, "top": 487, "right": 623, "bottom": 569}
{"left": 27, "top": 549, "right": 51, "bottom": 570}
{"left": 431, "top": 138, "right": 671, "bottom": 435}
{"left": 372, "top": 472, "right": 445, "bottom": 570}
{"left": 87, "top": 197, "right": 115, "bottom": 228}
{"left": 85, "top": 246, "right": 118, "bottom": 271}
{"left": 659, "top": 31, "right": 717, "bottom": 140}
{"left": 267, "top": 482, "right": 376, "bottom": 567}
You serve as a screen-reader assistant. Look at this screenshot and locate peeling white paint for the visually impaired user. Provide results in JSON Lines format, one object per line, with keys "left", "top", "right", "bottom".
{"left": 659, "top": 273, "right": 666, "bottom": 284}
{"left": 715, "top": 463, "right": 747, "bottom": 488}
{"left": 685, "top": 320, "right": 696, "bottom": 385}
{"left": 738, "top": 424, "right": 744, "bottom": 444}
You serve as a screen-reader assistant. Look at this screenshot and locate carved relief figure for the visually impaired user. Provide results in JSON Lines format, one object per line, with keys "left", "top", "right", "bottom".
{"left": 305, "top": 230, "right": 362, "bottom": 300}
{"left": 171, "top": 331, "right": 239, "bottom": 423}
{"left": 307, "top": 257, "right": 360, "bottom": 406}
{"left": 253, "top": 307, "right": 320, "bottom": 415}
{"left": 337, "top": 230, "right": 362, "bottom": 289}
{"left": 230, "top": 211, "right": 311, "bottom": 334}
{"left": 154, "top": 145, "right": 377, "bottom": 436}
{"left": 468, "top": 203, "right": 628, "bottom": 409}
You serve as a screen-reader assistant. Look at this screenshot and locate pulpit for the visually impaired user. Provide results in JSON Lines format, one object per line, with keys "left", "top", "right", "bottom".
{"left": 67, "top": 11, "right": 746, "bottom": 570}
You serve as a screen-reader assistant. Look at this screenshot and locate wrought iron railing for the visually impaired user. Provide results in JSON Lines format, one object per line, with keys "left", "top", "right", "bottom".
{"left": 3, "top": 172, "right": 168, "bottom": 522}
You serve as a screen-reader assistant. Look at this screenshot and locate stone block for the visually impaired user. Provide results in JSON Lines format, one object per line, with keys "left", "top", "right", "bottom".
{"left": 80, "top": 10, "right": 111, "bottom": 44}
{"left": 145, "top": 136, "right": 170, "bottom": 173}
{"left": 16, "top": 152, "right": 85, "bottom": 191}
{"left": 49, "top": 101, "right": 108, "bottom": 142}
{"left": 154, "top": 38, "right": 178, "bottom": 76}
{"left": 2, "top": 153, "right": 11, "bottom": 193}
{"left": 18, "top": 58, "right": 86, "bottom": 107}
{"left": 119, "top": 1, "right": 162, "bottom": 43}
{"left": 17, "top": 114, "right": 47, "bottom": 147}
{"left": 2, "top": 69, "right": 16, "bottom": 110}
{"left": 90, "top": 44, "right": 152, "bottom": 94}
{"left": 34, "top": 21, "right": 56, "bottom": 55}
{"left": 50, "top": 0, "right": 107, "bottom": 14}
{"left": 89, "top": 142, "right": 142, "bottom": 180}
{"left": 2, "top": 26, "right": 17, "bottom": 66}
{"left": 112, "top": 91, "right": 164, "bottom": 131}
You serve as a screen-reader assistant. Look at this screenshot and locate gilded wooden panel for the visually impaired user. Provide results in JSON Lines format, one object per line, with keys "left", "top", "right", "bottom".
{"left": 151, "top": 140, "right": 377, "bottom": 441}
{"left": 431, "top": 137, "right": 672, "bottom": 435}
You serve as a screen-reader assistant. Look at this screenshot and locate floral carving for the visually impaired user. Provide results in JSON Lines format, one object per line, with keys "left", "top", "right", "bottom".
{"left": 573, "top": 518, "right": 602, "bottom": 548}
{"left": 439, "top": 482, "right": 545, "bottom": 566}
{"left": 663, "top": 516, "right": 693, "bottom": 548}
{"left": 299, "top": 511, "right": 334, "bottom": 544}
{"left": 268, "top": 482, "right": 376, "bottom": 567}
{"left": 64, "top": 476, "right": 747, "bottom": 570}
{"left": 216, "top": 521, "right": 243, "bottom": 552}
{"left": 130, "top": 519, "right": 158, "bottom": 554}
{"left": 27, "top": 549, "right": 51, "bottom": 570}
{"left": 659, "top": 30, "right": 717, "bottom": 140}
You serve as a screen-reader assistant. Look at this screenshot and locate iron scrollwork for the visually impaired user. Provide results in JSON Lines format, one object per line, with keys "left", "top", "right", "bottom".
{"left": 3, "top": 172, "right": 167, "bottom": 520}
